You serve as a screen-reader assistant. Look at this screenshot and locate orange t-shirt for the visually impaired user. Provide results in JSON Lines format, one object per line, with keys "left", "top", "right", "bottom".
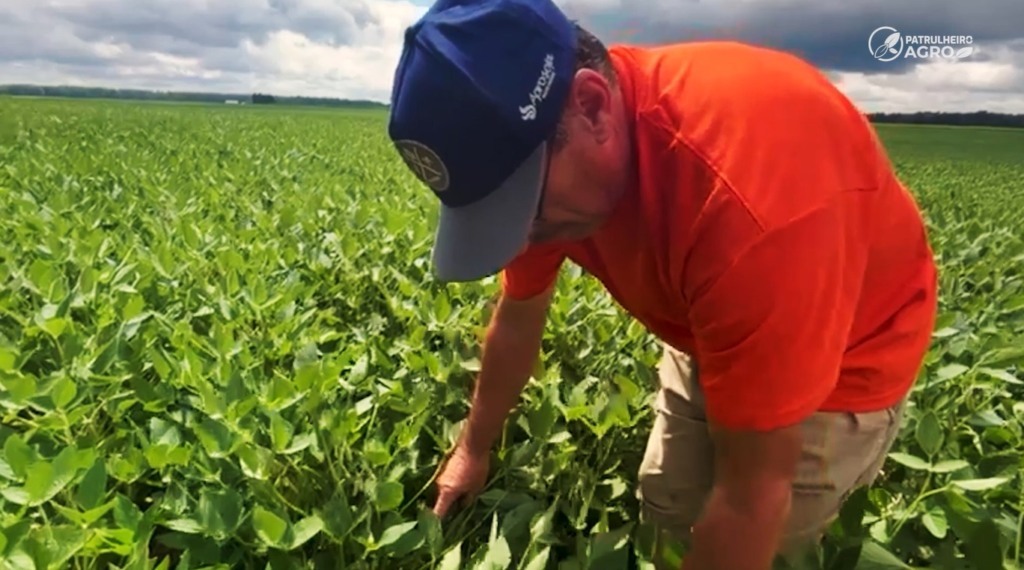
{"left": 501, "top": 41, "right": 938, "bottom": 431}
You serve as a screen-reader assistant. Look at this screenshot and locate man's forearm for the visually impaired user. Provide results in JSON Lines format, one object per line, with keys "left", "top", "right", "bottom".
{"left": 682, "top": 482, "right": 791, "bottom": 570}
{"left": 461, "top": 320, "right": 544, "bottom": 454}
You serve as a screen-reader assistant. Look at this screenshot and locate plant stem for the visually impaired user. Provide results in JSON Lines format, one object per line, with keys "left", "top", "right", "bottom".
{"left": 1016, "top": 477, "right": 1023, "bottom": 565}
{"left": 888, "top": 474, "right": 942, "bottom": 539}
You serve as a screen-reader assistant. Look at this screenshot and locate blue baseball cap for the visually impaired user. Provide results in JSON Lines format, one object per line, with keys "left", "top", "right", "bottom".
{"left": 387, "top": 0, "right": 578, "bottom": 282}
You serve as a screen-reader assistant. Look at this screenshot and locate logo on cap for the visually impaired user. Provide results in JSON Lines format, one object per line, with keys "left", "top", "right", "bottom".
{"left": 519, "top": 53, "right": 556, "bottom": 121}
{"left": 394, "top": 140, "right": 450, "bottom": 192}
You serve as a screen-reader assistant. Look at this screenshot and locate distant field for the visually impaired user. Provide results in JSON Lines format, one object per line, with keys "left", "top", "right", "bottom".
{"left": 0, "top": 96, "right": 1021, "bottom": 569}
{"left": 873, "top": 122, "right": 1024, "bottom": 164}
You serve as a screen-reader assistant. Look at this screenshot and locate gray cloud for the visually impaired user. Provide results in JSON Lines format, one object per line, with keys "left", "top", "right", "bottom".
{"left": 0, "top": 0, "right": 1022, "bottom": 110}
{"left": 0, "top": 0, "right": 413, "bottom": 101}
{"left": 268, "top": 0, "right": 380, "bottom": 45}
{"left": 0, "top": 25, "right": 99, "bottom": 68}
{"left": 46, "top": 0, "right": 379, "bottom": 52}
{"left": 563, "top": 0, "right": 1024, "bottom": 74}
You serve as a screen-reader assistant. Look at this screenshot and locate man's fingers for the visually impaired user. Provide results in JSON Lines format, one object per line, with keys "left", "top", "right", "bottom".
{"left": 433, "top": 486, "right": 460, "bottom": 518}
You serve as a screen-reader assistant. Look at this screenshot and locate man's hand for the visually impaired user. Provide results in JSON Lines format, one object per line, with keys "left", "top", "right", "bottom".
{"left": 431, "top": 282, "right": 554, "bottom": 518}
{"left": 432, "top": 442, "right": 490, "bottom": 517}
{"left": 682, "top": 421, "right": 803, "bottom": 570}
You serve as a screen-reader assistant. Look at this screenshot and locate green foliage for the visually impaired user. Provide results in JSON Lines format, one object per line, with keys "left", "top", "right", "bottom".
{"left": 0, "top": 98, "right": 1021, "bottom": 569}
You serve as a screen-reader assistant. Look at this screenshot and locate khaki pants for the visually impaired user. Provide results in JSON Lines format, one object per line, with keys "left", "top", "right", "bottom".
{"left": 638, "top": 345, "right": 907, "bottom": 568}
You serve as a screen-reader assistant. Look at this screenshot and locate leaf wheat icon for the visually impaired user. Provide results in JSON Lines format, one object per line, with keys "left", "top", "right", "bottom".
{"left": 874, "top": 32, "right": 901, "bottom": 58}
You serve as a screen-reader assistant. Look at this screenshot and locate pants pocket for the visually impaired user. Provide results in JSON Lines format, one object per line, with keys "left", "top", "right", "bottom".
{"left": 784, "top": 398, "right": 908, "bottom": 551}
{"left": 637, "top": 390, "right": 714, "bottom": 536}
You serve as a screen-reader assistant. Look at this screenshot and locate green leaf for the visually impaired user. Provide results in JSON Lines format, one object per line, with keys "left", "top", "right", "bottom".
{"left": 253, "top": 506, "right": 289, "bottom": 546}
{"left": 838, "top": 486, "right": 871, "bottom": 538}
{"left": 197, "top": 486, "right": 245, "bottom": 538}
{"left": 935, "top": 363, "right": 969, "bottom": 381}
{"left": 374, "top": 480, "right": 404, "bottom": 512}
{"left": 27, "top": 259, "right": 58, "bottom": 295}
{"left": 164, "top": 518, "right": 203, "bottom": 534}
{"left": 269, "top": 412, "right": 293, "bottom": 451}
{"left": 4, "top": 435, "right": 35, "bottom": 479}
{"left": 321, "top": 493, "right": 353, "bottom": 539}
{"left": 930, "top": 459, "right": 969, "bottom": 473}
{"left": 376, "top": 520, "right": 417, "bottom": 549}
{"left": 980, "top": 346, "right": 1024, "bottom": 368}
{"left": 589, "top": 523, "right": 633, "bottom": 568}
{"left": 0, "top": 347, "right": 18, "bottom": 371}
{"left": 58, "top": 500, "right": 115, "bottom": 527}
{"left": 51, "top": 375, "right": 77, "bottom": 408}
{"left": 977, "top": 366, "right": 1023, "bottom": 384}
{"left": 915, "top": 410, "right": 943, "bottom": 456}
{"left": 36, "top": 526, "right": 89, "bottom": 568}
{"left": 0, "top": 456, "right": 14, "bottom": 481}
{"left": 887, "top": 452, "right": 930, "bottom": 471}
{"left": 144, "top": 443, "right": 190, "bottom": 469}
{"left": 527, "top": 394, "right": 557, "bottom": 440}
{"left": 25, "top": 453, "right": 80, "bottom": 507}
{"left": 438, "top": 543, "right": 462, "bottom": 570}
{"left": 194, "top": 417, "right": 236, "bottom": 458}
{"left": 480, "top": 535, "right": 512, "bottom": 570}
{"left": 40, "top": 316, "right": 68, "bottom": 337}
{"left": 522, "top": 547, "right": 550, "bottom": 570}
{"left": 1, "top": 374, "right": 37, "bottom": 404}
{"left": 114, "top": 494, "right": 143, "bottom": 531}
{"left": 0, "top": 485, "right": 29, "bottom": 505}
{"left": 921, "top": 506, "right": 948, "bottom": 539}
{"left": 289, "top": 515, "right": 323, "bottom": 549}
{"left": 237, "top": 444, "right": 273, "bottom": 480}
{"left": 969, "top": 409, "right": 1006, "bottom": 427}
{"left": 75, "top": 458, "right": 107, "bottom": 510}
{"left": 951, "top": 477, "right": 1010, "bottom": 491}
{"left": 855, "top": 540, "right": 911, "bottom": 569}
{"left": 418, "top": 508, "right": 443, "bottom": 558}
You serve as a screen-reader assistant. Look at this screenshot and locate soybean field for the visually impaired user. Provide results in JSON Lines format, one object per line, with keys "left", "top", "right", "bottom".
{"left": 0, "top": 97, "right": 1022, "bottom": 569}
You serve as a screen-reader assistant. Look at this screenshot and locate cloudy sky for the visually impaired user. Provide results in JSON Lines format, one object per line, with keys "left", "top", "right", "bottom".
{"left": 1, "top": 0, "right": 1022, "bottom": 113}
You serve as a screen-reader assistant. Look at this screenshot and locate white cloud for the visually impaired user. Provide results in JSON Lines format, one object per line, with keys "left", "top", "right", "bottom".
{"left": 833, "top": 39, "right": 1024, "bottom": 112}
{"left": 835, "top": 72, "right": 1022, "bottom": 113}
{"left": 235, "top": 0, "right": 425, "bottom": 100}
{"left": 0, "top": 0, "right": 427, "bottom": 101}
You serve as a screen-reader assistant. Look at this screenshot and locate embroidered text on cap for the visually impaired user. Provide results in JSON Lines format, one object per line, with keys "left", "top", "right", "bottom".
{"left": 519, "top": 53, "right": 557, "bottom": 121}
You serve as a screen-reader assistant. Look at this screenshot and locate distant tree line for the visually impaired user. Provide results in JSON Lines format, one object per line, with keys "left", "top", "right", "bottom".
{"left": 3, "top": 85, "right": 1023, "bottom": 127}
{"left": 0, "top": 84, "right": 387, "bottom": 109}
{"left": 868, "top": 111, "right": 1024, "bottom": 129}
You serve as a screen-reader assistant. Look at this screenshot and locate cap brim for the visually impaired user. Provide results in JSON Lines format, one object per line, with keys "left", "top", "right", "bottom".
{"left": 431, "top": 142, "right": 547, "bottom": 282}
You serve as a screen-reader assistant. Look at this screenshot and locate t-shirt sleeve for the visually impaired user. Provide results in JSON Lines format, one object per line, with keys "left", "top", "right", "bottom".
{"left": 500, "top": 242, "right": 567, "bottom": 300}
{"left": 686, "top": 196, "right": 857, "bottom": 432}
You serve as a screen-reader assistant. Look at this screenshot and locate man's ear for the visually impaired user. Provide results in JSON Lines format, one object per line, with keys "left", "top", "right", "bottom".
{"left": 568, "top": 69, "right": 613, "bottom": 142}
